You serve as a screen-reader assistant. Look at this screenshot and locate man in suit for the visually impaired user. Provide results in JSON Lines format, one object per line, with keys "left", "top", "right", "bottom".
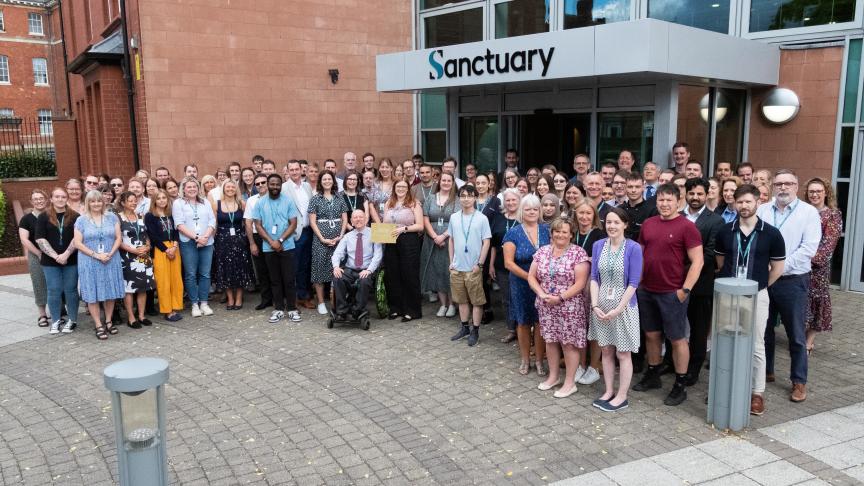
{"left": 282, "top": 160, "right": 316, "bottom": 309}
{"left": 680, "top": 177, "right": 725, "bottom": 385}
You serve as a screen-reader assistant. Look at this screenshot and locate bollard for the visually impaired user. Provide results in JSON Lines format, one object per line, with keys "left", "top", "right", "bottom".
{"left": 103, "top": 358, "right": 170, "bottom": 486}
{"left": 707, "top": 277, "right": 758, "bottom": 431}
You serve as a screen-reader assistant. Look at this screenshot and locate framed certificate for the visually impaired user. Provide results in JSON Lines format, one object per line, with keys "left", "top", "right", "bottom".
{"left": 371, "top": 223, "right": 398, "bottom": 244}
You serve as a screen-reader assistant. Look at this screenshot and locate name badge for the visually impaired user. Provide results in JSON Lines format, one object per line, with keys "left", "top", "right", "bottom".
{"left": 736, "top": 265, "right": 747, "bottom": 279}
{"left": 438, "top": 218, "right": 444, "bottom": 226}
{"left": 606, "top": 287, "right": 615, "bottom": 300}
{"left": 271, "top": 225, "right": 278, "bottom": 235}
{"left": 97, "top": 243, "right": 105, "bottom": 254}
{"left": 230, "top": 228, "right": 236, "bottom": 236}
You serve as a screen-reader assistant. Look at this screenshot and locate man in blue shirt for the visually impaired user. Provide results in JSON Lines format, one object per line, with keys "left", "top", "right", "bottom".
{"left": 448, "top": 185, "right": 492, "bottom": 347}
{"left": 252, "top": 174, "right": 301, "bottom": 324}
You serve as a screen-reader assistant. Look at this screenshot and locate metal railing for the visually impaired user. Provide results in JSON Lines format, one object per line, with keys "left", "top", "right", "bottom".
{"left": 0, "top": 116, "right": 56, "bottom": 160}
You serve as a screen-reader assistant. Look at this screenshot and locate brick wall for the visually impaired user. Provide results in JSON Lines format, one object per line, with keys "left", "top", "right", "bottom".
{"left": 747, "top": 47, "right": 842, "bottom": 185}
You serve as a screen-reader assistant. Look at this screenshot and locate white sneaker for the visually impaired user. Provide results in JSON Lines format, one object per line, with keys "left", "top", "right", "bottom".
{"left": 429, "top": 293, "right": 438, "bottom": 303}
{"left": 287, "top": 310, "right": 302, "bottom": 322}
{"left": 577, "top": 366, "right": 601, "bottom": 385}
{"left": 317, "top": 303, "right": 328, "bottom": 315}
{"left": 49, "top": 320, "right": 61, "bottom": 334}
{"left": 200, "top": 302, "right": 214, "bottom": 316}
{"left": 445, "top": 304, "right": 457, "bottom": 318}
{"left": 191, "top": 304, "right": 202, "bottom": 317}
{"left": 268, "top": 310, "right": 284, "bottom": 323}
{"left": 436, "top": 305, "right": 447, "bottom": 317}
{"left": 573, "top": 365, "right": 586, "bottom": 384}
{"left": 61, "top": 320, "right": 75, "bottom": 333}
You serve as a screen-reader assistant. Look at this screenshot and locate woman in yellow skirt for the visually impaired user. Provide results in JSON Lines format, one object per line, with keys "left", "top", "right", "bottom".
{"left": 144, "top": 189, "right": 184, "bottom": 321}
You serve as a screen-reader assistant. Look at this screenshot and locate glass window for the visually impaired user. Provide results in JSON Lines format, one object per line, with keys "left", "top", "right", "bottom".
{"left": 420, "top": 0, "right": 475, "bottom": 9}
{"left": 648, "top": 0, "right": 730, "bottom": 33}
{"left": 421, "top": 93, "right": 447, "bottom": 129}
{"left": 845, "top": 39, "right": 861, "bottom": 123}
{"left": 495, "top": 0, "right": 550, "bottom": 38}
{"left": 424, "top": 8, "right": 483, "bottom": 48}
{"left": 0, "top": 108, "right": 13, "bottom": 118}
{"left": 0, "top": 10, "right": 5, "bottom": 31}
{"left": 28, "top": 12, "right": 43, "bottom": 35}
{"left": 749, "top": 0, "right": 855, "bottom": 32}
{"left": 460, "top": 116, "right": 499, "bottom": 176}
{"left": 597, "top": 112, "right": 653, "bottom": 167}
{"left": 838, "top": 126, "right": 853, "bottom": 178}
{"left": 38, "top": 109, "right": 52, "bottom": 135}
{"left": 713, "top": 88, "right": 746, "bottom": 166}
{"left": 0, "top": 55, "right": 8, "bottom": 83}
{"left": 676, "top": 85, "right": 710, "bottom": 164}
{"left": 563, "top": 0, "right": 630, "bottom": 29}
{"left": 32, "top": 58, "right": 48, "bottom": 85}
{"left": 422, "top": 131, "right": 447, "bottom": 163}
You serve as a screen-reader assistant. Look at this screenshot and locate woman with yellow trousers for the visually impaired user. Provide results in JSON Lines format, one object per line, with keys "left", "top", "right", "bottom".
{"left": 145, "top": 189, "right": 184, "bottom": 321}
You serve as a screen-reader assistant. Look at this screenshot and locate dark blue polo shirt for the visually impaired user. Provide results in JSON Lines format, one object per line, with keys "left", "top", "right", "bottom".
{"left": 715, "top": 217, "right": 786, "bottom": 290}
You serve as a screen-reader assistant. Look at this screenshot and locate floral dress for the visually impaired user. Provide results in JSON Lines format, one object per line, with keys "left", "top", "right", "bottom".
{"left": 308, "top": 193, "right": 348, "bottom": 283}
{"left": 119, "top": 213, "right": 156, "bottom": 294}
{"left": 533, "top": 244, "right": 589, "bottom": 347}
{"left": 807, "top": 207, "right": 842, "bottom": 332}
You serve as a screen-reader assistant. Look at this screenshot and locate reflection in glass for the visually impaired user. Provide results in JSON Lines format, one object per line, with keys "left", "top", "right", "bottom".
{"left": 422, "top": 131, "right": 447, "bottom": 163}
{"left": 421, "top": 93, "right": 447, "bottom": 130}
{"left": 839, "top": 126, "right": 853, "bottom": 179}
{"left": 495, "top": 0, "right": 550, "bottom": 38}
{"left": 649, "top": 0, "right": 730, "bottom": 33}
{"left": 424, "top": 8, "right": 483, "bottom": 48}
{"left": 460, "top": 117, "right": 499, "bottom": 176}
{"left": 596, "top": 112, "right": 654, "bottom": 166}
{"left": 563, "top": 0, "right": 631, "bottom": 29}
{"left": 677, "top": 85, "right": 710, "bottom": 165}
{"left": 714, "top": 89, "right": 746, "bottom": 167}
{"left": 749, "top": 0, "right": 855, "bottom": 32}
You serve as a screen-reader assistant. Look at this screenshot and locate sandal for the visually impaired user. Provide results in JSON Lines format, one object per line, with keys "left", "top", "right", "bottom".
{"left": 536, "top": 361, "right": 548, "bottom": 377}
{"left": 807, "top": 345, "right": 814, "bottom": 356}
{"left": 500, "top": 332, "right": 517, "bottom": 344}
{"left": 519, "top": 361, "right": 530, "bottom": 375}
{"left": 105, "top": 321, "right": 119, "bottom": 335}
{"left": 37, "top": 316, "right": 50, "bottom": 327}
{"left": 95, "top": 326, "right": 109, "bottom": 340}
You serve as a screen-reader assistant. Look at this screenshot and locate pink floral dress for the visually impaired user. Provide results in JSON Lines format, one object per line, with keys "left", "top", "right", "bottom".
{"left": 534, "top": 244, "right": 589, "bottom": 347}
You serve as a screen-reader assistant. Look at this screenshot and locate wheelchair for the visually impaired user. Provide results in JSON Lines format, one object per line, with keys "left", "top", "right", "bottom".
{"left": 326, "top": 271, "right": 373, "bottom": 331}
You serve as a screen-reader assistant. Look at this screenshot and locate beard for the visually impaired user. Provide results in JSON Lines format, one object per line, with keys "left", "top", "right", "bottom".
{"left": 775, "top": 192, "right": 794, "bottom": 206}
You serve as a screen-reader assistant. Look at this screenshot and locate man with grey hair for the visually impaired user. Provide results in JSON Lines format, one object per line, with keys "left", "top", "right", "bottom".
{"left": 338, "top": 152, "right": 357, "bottom": 180}
{"left": 756, "top": 169, "right": 821, "bottom": 403}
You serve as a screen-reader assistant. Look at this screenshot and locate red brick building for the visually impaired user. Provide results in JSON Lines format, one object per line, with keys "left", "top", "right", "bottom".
{"left": 60, "top": 0, "right": 414, "bottom": 179}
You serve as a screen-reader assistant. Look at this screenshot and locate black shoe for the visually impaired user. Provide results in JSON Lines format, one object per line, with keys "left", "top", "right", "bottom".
{"left": 683, "top": 372, "right": 699, "bottom": 387}
{"left": 451, "top": 325, "right": 470, "bottom": 341}
{"left": 127, "top": 320, "right": 142, "bottom": 329}
{"left": 632, "top": 369, "right": 662, "bottom": 392}
{"left": 481, "top": 310, "right": 494, "bottom": 325}
{"left": 140, "top": 318, "right": 152, "bottom": 326}
{"left": 664, "top": 383, "right": 688, "bottom": 406}
{"left": 467, "top": 326, "right": 479, "bottom": 347}
{"left": 255, "top": 301, "right": 272, "bottom": 311}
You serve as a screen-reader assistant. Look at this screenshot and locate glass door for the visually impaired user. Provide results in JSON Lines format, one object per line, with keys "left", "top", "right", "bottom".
{"left": 459, "top": 116, "right": 500, "bottom": 177}
{"left": 597, "top": 111, "right": 654, "bottom": 171}
{"left": 844, "top": 130, "right": 864, "bottom": 291}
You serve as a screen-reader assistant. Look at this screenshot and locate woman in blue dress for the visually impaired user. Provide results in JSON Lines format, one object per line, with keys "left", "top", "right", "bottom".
{"left": 73, "top": 190, "right": 125, "bottom": 340}
{"left": 503, "top": 194, "right": 551, "bottom": 376}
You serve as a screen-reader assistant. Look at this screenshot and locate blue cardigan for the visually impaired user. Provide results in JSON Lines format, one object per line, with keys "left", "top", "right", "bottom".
{"left": 590, "top": 238, "right": 643, "bottom": 307}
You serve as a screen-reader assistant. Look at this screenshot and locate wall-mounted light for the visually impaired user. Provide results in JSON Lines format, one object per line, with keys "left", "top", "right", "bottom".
{"left": 328, "top": 69, "right": 339, "bottom": 84}
{"left": 699, "top": 92, "right": 728, "bottom": 123}
{"left": 761, "top": 88, "right": 800, "bottom": 124}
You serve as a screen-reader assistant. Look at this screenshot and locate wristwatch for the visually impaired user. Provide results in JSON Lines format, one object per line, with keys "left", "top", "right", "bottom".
{"left": 278, "top": 237, "right": 285, "bottom": 243}
{"left": 682, "top": 288, "right": 691, "bottom": 295}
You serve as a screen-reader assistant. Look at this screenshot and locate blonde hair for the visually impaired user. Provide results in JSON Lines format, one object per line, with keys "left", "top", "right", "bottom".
{"left": 516, "top": 194, "right": 541, "bottom": 223}
{"left": 219, "top": 179, "right": 244, "bottom": 208}
{"left": 81, "top": 190, "right": 105, "bottom": 219}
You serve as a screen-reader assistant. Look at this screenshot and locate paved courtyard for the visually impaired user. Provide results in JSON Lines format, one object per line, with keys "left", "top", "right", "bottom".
{"left": 0, "top": 273, "right": 862, "bottom": 485}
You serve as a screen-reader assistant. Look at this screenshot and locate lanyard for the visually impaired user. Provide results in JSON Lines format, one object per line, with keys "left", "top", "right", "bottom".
{"left": 265, "top": 197, "right": 282, "bottom": 230}
{"left": 91, "top": 215, "right": 104, "bottom": 248}
{"left": 476, "top": 197, "right": 488, "bottom": 214}
{"left": 460, "top": 210, "right": 476, "bottom": 253}
{"left": 346, "top": 194, "right": 358, "bottom": 211}
{"left": 421, "top": 184, "right": 433, "bottom": 201}
{"left": 227, "top": 208, "right": 236, "bottom": 227}
{"left": 505, "top": 218, "right": 517, "bottom": 234}
{"left": 524, "top": 225, "right": 539, "bottom": 249}
{"left": 160, "top": 216, "right": 173, "bottom": 241}
{"left": 548, "top": 245, "right": 570, "bottom": 282}
{"left": 57, "top": 213, "right": 65, "bottom": 246}
{"left": 772, "top": 200, "right": 799, "bottom": 230}
{"left": 127, "top": 214, "right": 142, "bottom": 244}
{"left": 575, "top": 229, "right": 593, "bottom": 249}
{"left": 736, "top": 230, "right": 754, "bottom": 265}
{"left": 603, "top": 240, "right": 625, "bottom": 284}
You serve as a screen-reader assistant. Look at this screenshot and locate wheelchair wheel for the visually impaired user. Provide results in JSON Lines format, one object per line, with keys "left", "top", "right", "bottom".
{"left": 360, "top": 316, "right": 370, "bottom": 330}
{"left": 326, "top": 317, "right": 334, "bottom": 329}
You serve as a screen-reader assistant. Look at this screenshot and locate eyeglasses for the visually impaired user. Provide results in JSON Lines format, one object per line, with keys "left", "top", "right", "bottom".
{"left": 554, "top": 179, "right": 567, "bottom": 184}
{"left": 254, "top": 181, "right": 267, "bottom": 186}
{"left": 85, "top": 180, "right": 99, "bottom": 185}
{"left": 807, "top": 189, "right": 825, "bottom": 194}
{"left": 459, "top": 195, "right": 476, "bottom": 199}
{"left": 773, "top": 181, "right": 797, "bottom": 189}
{"left": 111, "top": 183, "right": 123, "bottom": 187}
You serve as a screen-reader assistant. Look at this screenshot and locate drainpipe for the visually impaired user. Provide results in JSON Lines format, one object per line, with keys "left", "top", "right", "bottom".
{"left": 56, "top": 0, "right": 73, "bottom": 116}
{"left": 119, "top": 0, "right": 141, "bottom": 172}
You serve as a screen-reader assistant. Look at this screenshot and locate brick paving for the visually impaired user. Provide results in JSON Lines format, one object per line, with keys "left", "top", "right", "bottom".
{"left": 0, "top": 277, "right": 862, "bottom": 485}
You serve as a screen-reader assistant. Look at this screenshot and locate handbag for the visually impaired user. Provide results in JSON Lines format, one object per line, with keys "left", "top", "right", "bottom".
{"left": 376, "top": 269, "right": 389, "bottom": 319}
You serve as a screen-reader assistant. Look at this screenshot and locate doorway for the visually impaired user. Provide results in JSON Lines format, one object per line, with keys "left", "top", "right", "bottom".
{"left": 519, "top": 113, "right": 591, "bottom": 172}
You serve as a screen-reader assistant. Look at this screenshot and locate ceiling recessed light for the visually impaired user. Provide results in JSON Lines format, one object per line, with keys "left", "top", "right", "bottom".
{"left": 711, "top": 3, "right": 720, "bottom": 7}
{"left": 803, "top": 17, "right": 811, "bottom": 20}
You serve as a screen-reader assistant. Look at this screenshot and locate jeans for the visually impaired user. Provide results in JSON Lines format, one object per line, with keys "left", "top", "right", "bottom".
{"left": 766, "top": 274, "right": 809, "bottom": 384}
{"left": 179, "top": 241, "right": 214, "bottom": 304}
{"left": 294, "top": 227, "right": 313, "bottom": 300}
{"left": 265, "top": 249, "right": 297, "bottom": 311}
{"left": 43, "top": 265, "right": 79, "bottom": 322}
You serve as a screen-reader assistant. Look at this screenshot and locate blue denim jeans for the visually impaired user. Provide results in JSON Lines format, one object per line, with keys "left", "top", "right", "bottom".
{"left": 294, "top": 226, "right": 313, "bottom": 300}
{"left": 766, "top": 273, "right": 810, "bottom": 384}
{"left": 43, "top": 265, "right": 79, "bottom": 322}
{"left": 179, "top": 241, "right": 213, "bottom": 304}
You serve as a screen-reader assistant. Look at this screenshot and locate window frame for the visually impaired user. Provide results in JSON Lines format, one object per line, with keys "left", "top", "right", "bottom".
{"left": 742, "top": 0, "right": 864, "bottom": 39}
{"left": 0, "top": 55, "right": 9, "bottom": 84}
{"left": 32, "top": 58, "right": 49, "bottom": 86}
{"left": 37, "top": 109, "right": 52, "bottom": 135}
{"left": 642, "top": 0, "right": 735, "bottom": 35}
{"left": 420, "top": 1, "right": 487, "bottom": 49}
{"left": 0, "top": 10, "right": 5, "bottom": 32}
{"left": 490, "top": 0, "right": 555, "bottom": 39}
{"left": 28, "top": 12, "right": 44, "bottom": 36}
{"left": 560, "top": 0, "right": 636, "bottom": 30}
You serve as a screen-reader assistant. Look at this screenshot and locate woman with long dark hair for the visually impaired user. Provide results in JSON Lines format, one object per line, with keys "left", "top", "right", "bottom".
{"left": 35, "top": 187, "right": 80, "bottom": 334}
{"left": 382, "top": 180, "right": 424, "bottom": 321}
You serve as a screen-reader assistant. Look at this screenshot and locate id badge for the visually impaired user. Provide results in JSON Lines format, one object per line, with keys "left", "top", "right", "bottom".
{"left": 97, "top": 243, "right": 105, "bottom": 254}
{"left": 230, "top": 228, "right": 236, "bottom": 236}
{"left": 195, "top": 223, "right": 202, "bottom": 235}
{"left": 271, "top": 225, "right": 278, "bottom": 235}
{"left": 606, "top": 287, "right": 615, "bottom": 300}
{"left": 438, "top": 217, "right": 444, "bottom": 226}
{"left": 736, "top": 265, "right": 747, "bottom": 279}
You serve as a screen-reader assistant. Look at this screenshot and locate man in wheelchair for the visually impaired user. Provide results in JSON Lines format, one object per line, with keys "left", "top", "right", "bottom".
{"left": 331, "top": 209, "right": 383, "bottom": 321}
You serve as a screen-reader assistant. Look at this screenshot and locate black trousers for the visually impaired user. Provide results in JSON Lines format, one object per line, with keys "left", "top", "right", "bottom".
{"left": 265, "top": 249, "right": 296, "bottom": 312}
{"left": 686, "top": 294, "right": 713, "bottom": 377}
{"left": 383, "top": 233, "right": 422, "bottom": 318}
{"left": 252, "top": 234, "right": 272, "bottom": 304}
{"left": 334, "top": 267, "right": 374, "bottom": 315}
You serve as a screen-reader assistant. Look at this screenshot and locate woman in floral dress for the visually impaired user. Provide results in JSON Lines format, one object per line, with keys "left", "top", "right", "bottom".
{"left": 805, "top": 178, "right": 843, "bottom": 354}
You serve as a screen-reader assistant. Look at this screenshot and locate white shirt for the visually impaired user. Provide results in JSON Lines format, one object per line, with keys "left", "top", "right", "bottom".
{"left": 282, "top": 178, "right": 312, "bottom": 227}
{"left": 756, "top": 197, "right": 821, "bottom": 275}
{"left": 244, "top": 193, "right": 262, "bottom": 234}
{"left": 454, "top": 177, "right": 466, "bottom": 189}
{"left": 172, "top": 198, "right": 216, "bottom": 244}
{"left": 684, "top": 204, "right": 707, "bottom": 223}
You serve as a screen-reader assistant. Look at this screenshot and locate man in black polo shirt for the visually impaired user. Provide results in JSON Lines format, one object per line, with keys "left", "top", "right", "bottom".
{"left": 715, "top": 184, "right": 785, "bottom": 416}
{"left": 621, "top": 171, "right": 657, "bottom": 240}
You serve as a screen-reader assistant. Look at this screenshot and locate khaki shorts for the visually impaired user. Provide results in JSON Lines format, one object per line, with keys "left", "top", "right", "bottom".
{"left": 450, "top": 269, "right": 486, "bottom": 305}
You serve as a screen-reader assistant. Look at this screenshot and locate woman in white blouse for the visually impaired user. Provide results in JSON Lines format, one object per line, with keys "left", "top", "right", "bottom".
{"left": 172, "top": 177, "right": 217, "bottom": 317}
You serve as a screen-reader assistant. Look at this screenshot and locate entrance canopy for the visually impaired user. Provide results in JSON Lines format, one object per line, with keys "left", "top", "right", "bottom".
{"left": 377, "top": 19, "right": 779, "bottom": 92}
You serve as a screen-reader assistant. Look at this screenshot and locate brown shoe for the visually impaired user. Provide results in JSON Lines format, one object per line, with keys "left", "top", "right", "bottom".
{"left": 299, "top": 299, "right": 316, "bottom": 309}
{"left": 750, "top": 394, "right": 765, "bottom": 415}
{"left": 790, "top": 383, "right": 807, "bottom": 402}
{"left": 766, "top": 372, "right": 775, "bottom": 383}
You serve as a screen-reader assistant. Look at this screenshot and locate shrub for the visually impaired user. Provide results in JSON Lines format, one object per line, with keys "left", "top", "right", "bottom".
{"left": 0, "top": 150, "right": 57, "bottom": 179}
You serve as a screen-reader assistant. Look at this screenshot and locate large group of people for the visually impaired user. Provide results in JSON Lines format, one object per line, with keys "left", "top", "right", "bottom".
{"left": 18, "top": 145, "right": 842, "bottom": 415}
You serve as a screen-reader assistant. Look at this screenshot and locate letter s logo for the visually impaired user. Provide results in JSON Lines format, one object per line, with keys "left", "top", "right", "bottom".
{"left": 429, "top": 49, "right": 444, "bottom": 80}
